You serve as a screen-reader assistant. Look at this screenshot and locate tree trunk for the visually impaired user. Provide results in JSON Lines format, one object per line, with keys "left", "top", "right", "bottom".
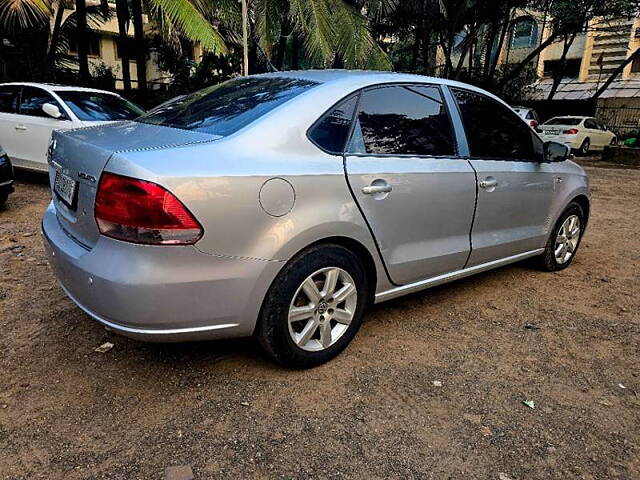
{"left": 497, "top": 30, "right": 560, "bottom": 90}
{"left": 75, "top": 0, "right": 90, "bottom": 86}
{"left": 241, "top": 0, "right": 249, "bottom": 75}
{"left": 411, "top": 0, "right": 425, "bottom": 72}
{"left": 291, "top": 33, "right": 300, "bottom": 70}
{"left": 115, "top": 0, "right": 131, "bottom": 93}
{"left": 274, "top": 17, "right": 291, "bottom": 71}
{"left": 488, "top": 14, "right": 510, "bottom": 83}
{"left": 593, "top": 47, "right": 640, "bottom": 99}
{"left": 47, "top": 0, "right": 65, "bottom": 70}
{"left": 547, "top": 32, "right": 577, "bottom": 101}
{"left": 482, "top": 22, "right": 498, "bottom": 79}
{"left": 130, "top": 0, "right": 147, "bottom": 102}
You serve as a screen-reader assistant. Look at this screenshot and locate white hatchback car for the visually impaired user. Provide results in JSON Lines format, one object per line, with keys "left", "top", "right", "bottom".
{"left": 0, "top": 83, "right": 144, "bottom": 172}
{"left": 538, "top": 116, "right": 616, "bottom": 155}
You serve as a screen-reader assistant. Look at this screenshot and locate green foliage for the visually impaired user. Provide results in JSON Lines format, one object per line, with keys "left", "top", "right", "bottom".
{"left": 0, "top": 0, "right": 50, "bottom": 31}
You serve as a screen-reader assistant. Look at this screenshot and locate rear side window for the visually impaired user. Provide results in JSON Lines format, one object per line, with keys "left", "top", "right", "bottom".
{"left": 584, "top": 118, "right": 597, "bottom": 129}
{"left": 19, "top": 86, "right": 63, "bottom": 118}
{"left": 348, "top": 85, "right": 455, "bottom": 156}
{"left": 452, "top": 88, "right": 537, "bottom": 161}
{"left": 138, "top": 77, "right": 318, "bottom": 137}
{"left": 308, "top": 96, "right": 357, "bottom": 153}
{"left": 0, "top": 86, "right": 20, "bottom": 113}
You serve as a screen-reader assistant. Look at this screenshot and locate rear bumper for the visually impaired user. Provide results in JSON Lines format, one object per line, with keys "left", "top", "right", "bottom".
{"left": 41, "top": 202, "right": 283, "bottom": 342}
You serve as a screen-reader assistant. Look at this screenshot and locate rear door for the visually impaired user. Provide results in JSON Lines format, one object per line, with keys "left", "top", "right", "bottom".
{"left": 583, "top": 118, "right": 603, "bottom": 148}
{"left": 13, "top": 86, "right": 74, "bottom": 170}
{"left": 344, "top": 84, "right": 476, "bottom": 285}
{"left": 451, "top": 88, "right": 556, "bottom": 266}
{"left": 0, "top": 85, "right": 22, "bottom": 161}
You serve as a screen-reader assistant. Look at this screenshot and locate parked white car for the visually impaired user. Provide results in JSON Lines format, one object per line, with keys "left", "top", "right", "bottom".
{"left": 0, "top": 83, "right": 144, "bottom": 172}
{"left": 512, "top": 105, "right": 540, "bottom": 128}
{"left": 538, "top": 116, "right": 617, "bottom": 155}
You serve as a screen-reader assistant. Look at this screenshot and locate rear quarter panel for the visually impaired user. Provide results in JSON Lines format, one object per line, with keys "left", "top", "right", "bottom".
{"left": 104, "top": 83, "right": 394, "bottom": 293}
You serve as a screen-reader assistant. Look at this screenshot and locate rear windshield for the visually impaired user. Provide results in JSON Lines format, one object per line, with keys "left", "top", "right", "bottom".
{"left": 56, "top": 91, "right": 144, "bottom": 121}
{"left": 544, "top": 117, "right": 581, "bottom": 126}
{"left": 137, "top": 77, "right": 318, "bottom": 136}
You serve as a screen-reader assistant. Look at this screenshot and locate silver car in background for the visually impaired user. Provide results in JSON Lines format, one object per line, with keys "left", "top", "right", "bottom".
{"left": 42, "top": 71, "right": 590, "bottom": 367}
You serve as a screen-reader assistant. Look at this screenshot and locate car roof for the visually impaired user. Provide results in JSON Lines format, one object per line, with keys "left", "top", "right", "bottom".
{"left": 0, "top": 82, "right": 120, "bottom": 96}
{"left": 253, "top": 69, "right": 499, "bottom": 94}
{"left": 548, "top": 115, "right": 591, "bottom": 119}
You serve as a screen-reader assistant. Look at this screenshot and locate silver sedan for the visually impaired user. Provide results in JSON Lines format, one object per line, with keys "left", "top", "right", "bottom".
{"left": 42, "top": 70, "right": 590, "bottom": 367}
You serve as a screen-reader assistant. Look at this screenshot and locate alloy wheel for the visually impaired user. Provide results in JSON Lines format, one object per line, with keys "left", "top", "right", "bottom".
{"left": 554, "top": 214, "right": 581, "bottom": 264}
{"left": 288, "top": 267, "right": 358, "bottom": 352}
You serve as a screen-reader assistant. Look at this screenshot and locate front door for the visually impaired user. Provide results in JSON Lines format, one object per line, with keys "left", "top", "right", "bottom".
{"left": 12, "top": 86, "right": 74, "bottom": 170}
{"left": 344, "top": 84, "right": 477, "bottom": 285}
{"left": 450, "top": 88, "right": 556, "bottom": 266}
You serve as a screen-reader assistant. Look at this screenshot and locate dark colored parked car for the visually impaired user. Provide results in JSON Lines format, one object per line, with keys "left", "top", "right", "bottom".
{"left": 0, "top": 145, "right": 14, "bottom": 205}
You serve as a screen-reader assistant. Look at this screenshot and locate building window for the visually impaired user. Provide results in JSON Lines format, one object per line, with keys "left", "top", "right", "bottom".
{"left": 543, "top": 58, "right": 582, "bottom": 78}
{"left": 69, "top": 34, "right": 101, "bottom": 57}
{"left": 511, "top": 17, "right": 538, "bottom": 49}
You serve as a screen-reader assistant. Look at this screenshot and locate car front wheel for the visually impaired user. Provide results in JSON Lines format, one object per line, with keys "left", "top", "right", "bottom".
{"left": 256, "top": 244, "right": 369, "bottom": 368}
{"left": 538, "top": 202, "right": 585, "bottom": 271}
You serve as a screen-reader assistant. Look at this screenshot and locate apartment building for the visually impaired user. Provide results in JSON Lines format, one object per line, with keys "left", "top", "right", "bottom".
{"left": 501, "top": 12, "right": 640, "bottom": 134}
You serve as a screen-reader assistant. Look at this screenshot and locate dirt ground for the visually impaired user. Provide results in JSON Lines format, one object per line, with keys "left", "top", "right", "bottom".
{"left": 1, "top": 159, "right": 639, "bottom": 480}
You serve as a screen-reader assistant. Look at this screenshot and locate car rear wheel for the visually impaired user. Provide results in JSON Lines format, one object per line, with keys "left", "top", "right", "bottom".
{"left": 0, "top": 193, "right": 7, "bottom": 206}
{"left": 579, "top": 138, "right": 590, "bottom": 156}
{"left": 256, "top": 244, "right": 369, "bottom": 368}
{"left": 538, "top": 202, "right": 585, "bottom": 271}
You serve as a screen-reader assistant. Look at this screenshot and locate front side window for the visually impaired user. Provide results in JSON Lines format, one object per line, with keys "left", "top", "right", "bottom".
{"left": 19, "top": 87, "right": 63, "bottom": 118}
{"left": 452, "top": 88, "right": 538, "bottom": 161}
{"left": 138, "top": 77, "right": 318, "bottom": 137}
{"left": 348, "top": 85, "right": 455, "bottom": 156}
{"left": 308, "top": 96, "right": 357, "bottom": 153}
{"left": 56, "top": 91, "right": 144, "bottom": 121}
{"left": 0, "top": 86, "right": 20, "bottom": 114}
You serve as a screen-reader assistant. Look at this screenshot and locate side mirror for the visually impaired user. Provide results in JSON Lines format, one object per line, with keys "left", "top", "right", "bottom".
{"left": 544, "top": 141, "right": 572, "bottom": 162}
{"left": 42, "top": 103, "right": 62, "bottom": 119}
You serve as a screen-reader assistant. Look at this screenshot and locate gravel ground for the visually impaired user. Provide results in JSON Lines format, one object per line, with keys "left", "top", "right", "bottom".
{"left": 1, "top": 160, "right": 639, "bottom": 479}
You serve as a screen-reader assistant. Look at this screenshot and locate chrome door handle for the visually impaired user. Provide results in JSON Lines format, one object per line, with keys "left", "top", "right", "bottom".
{"left": 479, "top": 178, "right": 498, "bottom": 189}
{"left": 362, "top": 184, "right": 392, "bottom": 195}
{"left": 15, "top": 125, "right": 26, "bottom": 131}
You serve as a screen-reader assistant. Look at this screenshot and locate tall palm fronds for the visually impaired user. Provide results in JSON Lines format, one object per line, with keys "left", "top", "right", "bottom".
{"left": 249, "top": 0, "right": 392, "bottom": 70}
{"left": 0, "top": 0, "right": 51, "bottom": 31}
{"left": 147, "top": 0, "right": 228, "bottom": 55}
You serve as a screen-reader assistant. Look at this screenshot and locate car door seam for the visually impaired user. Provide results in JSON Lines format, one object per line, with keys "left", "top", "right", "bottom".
{"left": 463, "top": 159, "right": 479, "bottom": 270}
{"left": 341, "top": 154, "right": 401, "bottom": 287}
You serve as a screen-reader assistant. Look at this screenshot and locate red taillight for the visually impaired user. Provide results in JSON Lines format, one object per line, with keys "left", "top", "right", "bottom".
{"left": 563, "top": 128, "right": 579, "bottom": 135}
{"left": 95, "top": 173, "right": 202, "bottom": 245}
{"left": 529, "top": 120, "right": 539, "bottom": 128}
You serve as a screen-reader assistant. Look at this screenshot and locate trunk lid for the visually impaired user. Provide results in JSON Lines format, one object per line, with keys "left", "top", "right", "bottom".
{"left": 48, "top": 121, "right": 218, "bottom": 249}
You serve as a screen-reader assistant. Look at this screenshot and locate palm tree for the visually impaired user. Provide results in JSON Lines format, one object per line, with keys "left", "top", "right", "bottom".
{"left": 251, "top": 0, "right": 392, "bottom": 70}
{"left": 0, "top": 0, "right": 51, "bottom": 31}
{"left": 75, "top": 0, "right": 90, "bottom": 85}
{"left": 114, "top": 0, "right": 131, "bottom": 93}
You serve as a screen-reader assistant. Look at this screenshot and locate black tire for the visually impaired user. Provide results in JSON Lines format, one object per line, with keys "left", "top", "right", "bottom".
{"left": 538, "top": 202, "right": 585, "bottom": 272}
{"left": 256, "top": 244, "right": 369, "bottom": 368}
{"left": 0, "top": 192, "right": 7, "bottom": 206}
{"left": 578, "top": 138, "right": 590, "bottom": 156}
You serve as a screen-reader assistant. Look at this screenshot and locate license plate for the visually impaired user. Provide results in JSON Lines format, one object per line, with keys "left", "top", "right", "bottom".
{"left": 547, "top": 129, "right": 560, "bottom": 135}
{"left": 54, "top": 170, "right": 77, "bottom": 207}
